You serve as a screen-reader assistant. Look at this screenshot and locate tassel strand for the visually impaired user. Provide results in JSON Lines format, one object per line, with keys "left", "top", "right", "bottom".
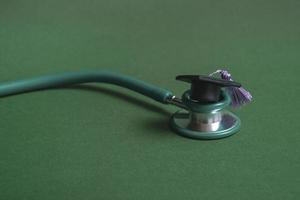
{"left": 209, "top": 69, "right": 252, "bottom": 107}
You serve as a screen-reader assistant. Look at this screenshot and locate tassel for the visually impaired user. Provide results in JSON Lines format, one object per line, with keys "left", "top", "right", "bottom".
{"left": 209, "top": 69, "right": 252, "bottom": 107}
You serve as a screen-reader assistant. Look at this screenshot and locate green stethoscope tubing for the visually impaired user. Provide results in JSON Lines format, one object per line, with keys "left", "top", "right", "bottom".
{"left": 0, "top": 71, "right": 174, "bottom": 103}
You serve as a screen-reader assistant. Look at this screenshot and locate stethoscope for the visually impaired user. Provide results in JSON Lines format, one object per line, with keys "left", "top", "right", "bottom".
{"left": 0, "top": 69, "right": 252, "bottom": 140}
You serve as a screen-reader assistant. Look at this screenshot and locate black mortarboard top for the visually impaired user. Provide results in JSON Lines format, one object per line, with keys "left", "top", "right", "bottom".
{"left": 176, "top": 75, "right": 241, "bottom": 103}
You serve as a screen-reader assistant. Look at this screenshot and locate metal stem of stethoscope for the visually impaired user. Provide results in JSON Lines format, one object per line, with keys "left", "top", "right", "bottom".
{"left": 166, "top": 95, "right": 188, "bottom": 110}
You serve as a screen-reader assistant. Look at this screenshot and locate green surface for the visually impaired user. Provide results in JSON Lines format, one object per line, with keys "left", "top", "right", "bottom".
{"left": 0, "top": 0, "right": 299, "bottom": 199}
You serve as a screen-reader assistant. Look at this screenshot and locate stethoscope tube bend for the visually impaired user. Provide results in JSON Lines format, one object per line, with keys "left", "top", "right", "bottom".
{"left": 0, "top": 71, "right": 175, "bottom": 104}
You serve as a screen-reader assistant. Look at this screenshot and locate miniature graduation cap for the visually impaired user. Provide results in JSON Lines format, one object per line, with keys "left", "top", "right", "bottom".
{"left": 176, "top": 75, "right": 241, "bottom": 104}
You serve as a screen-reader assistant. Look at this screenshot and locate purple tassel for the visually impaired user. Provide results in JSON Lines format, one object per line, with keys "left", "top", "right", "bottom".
{"left": 209, "top": 70, "right": 252, "bottom": 107}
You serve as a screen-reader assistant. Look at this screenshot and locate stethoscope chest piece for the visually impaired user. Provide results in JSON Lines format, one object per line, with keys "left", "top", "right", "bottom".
{"left": 170, "top": 89, "right": 241, "bottom": 140}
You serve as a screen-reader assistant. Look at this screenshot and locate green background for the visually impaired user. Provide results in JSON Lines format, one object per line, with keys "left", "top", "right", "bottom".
{"left": 0, "top": 0, "right": 299, "bottom": 199}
